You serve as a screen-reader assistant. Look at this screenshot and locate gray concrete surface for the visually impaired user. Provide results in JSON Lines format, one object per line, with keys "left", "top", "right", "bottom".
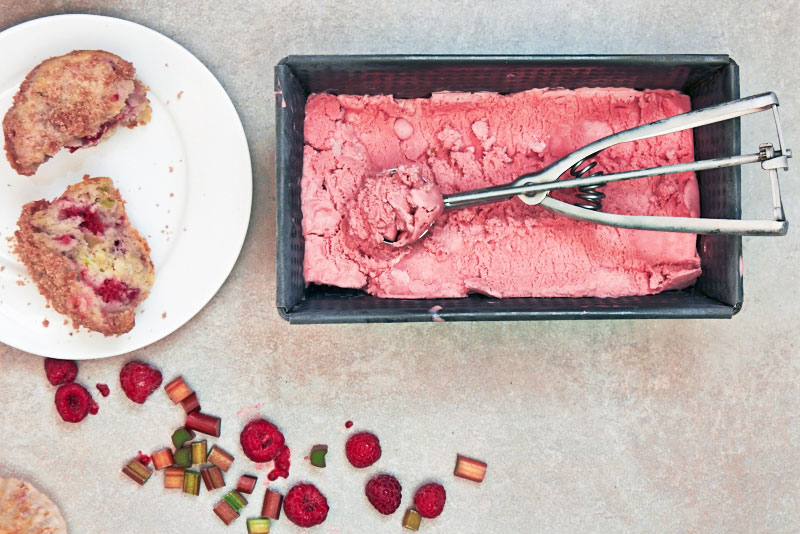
{"left": 0, "top": 1, "right": 798, "bottom": 532}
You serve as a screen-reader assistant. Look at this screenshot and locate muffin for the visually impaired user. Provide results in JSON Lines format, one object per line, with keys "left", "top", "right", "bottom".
{"left": 15, "top": 175, "right": 154, "bottom": 335}
{"left": 3, "top": 50, "right": 151, "bottom": 176}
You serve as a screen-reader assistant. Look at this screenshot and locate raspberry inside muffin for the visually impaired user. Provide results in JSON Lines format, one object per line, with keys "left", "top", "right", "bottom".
{"left": 15, "top": 176, "right": 154, "bottom": 336}
{"left": 3, "top": 50, "right": 152, "bottom": 176}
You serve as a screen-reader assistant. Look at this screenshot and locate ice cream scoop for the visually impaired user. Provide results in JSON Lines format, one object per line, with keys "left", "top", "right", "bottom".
{"left": 375, "top": 92, "right": 789, "bottom": 247}
{"left": 349, "top": 165, "right": 444, "bottom": 247}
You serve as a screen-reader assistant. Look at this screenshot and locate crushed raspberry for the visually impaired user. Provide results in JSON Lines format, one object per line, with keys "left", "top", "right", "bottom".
{"left": 59, "top": 205, "right": 105, "bottom": 235}
{"left": 267, "top": 445, "right": 291, "bottom": 481}
{"left": 89, "top": 400, "right": 99, "bottom": 415}
{"left": 240, "top": 419, "right": 285, "bottom": 462}
{"left": 414, "top": 483, "right": 447, "bottom": 518}
{"left": 96, "top": 383, "right": 110, "bottom": 397}
{"left": 54, "top": 383, "right": 93, "bottom": 423}
{"left": 283, "top": 483, "right": 329, "bottom": 528}
{"left": 346, "top": 432, "right": 382, "bottom": 468}
{"left": 54, "top": 235, "right": 73, "bottom": 245}
{"left": 95, "top": 279, "right": 140, "bottom": 304}
{"left": 44, "top": 358, "right": 78, "bottom": 386}
{"left": 119, "top": 361, "right": 162, "bottom": 404}
{"left": 137, "top": 451, "right": 151, "bottom": 466}
{"left": 112, "top": 94, "right": 120, "bottom": 101}
{"left": 365, "top": 474, "right": 402, "bottom": 515}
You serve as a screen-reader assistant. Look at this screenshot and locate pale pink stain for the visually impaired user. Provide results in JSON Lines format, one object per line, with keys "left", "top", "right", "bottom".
{"left": 237, "top": 402, "right": 264, "bottom": 419}
{"left": 429, "top": 305, "right": 445, "bottom": 322}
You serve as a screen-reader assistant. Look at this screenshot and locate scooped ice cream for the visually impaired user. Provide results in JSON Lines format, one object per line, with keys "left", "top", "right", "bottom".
{"left": 301, "top": 87, "right": 701, "bottom": 298}
{"left": 346, "top": 165, "right": 444, "bottom": 248}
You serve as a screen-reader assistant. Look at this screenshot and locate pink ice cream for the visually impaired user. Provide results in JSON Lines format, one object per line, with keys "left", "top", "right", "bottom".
{"left": 345, "top": 165, "right": 444, "bottom": 248}
{"left": 301, "top": 87, "right": 701, "bottom": 298}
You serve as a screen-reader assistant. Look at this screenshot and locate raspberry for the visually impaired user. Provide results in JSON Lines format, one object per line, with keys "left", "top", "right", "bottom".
{"left": 413, "top": 483, "right": 446, "bottom": 518}
{"left": 345, "top": 432, "right": 381, "bottom": 468}
{"left": 240, "top": 419, "right": 285, "bottom": 462}
{"left": 283, "top": 483, "right": 329, "bottom": 527}
{"left": 119, "top": 361, "right": 162, "bottom": 404}
{"left": 59, "top": 205, "right": 104, "bottom": 235}
{"left": 44, "top": 358, "right": 78, "bottom": 386}
{"left": 96, "top": 383, "right": 110, "bottom": 397}
{"left": 95, "top": 278, "right": 140, "bottom": 304}
{"left": 365, "top": 474, "right": 402, "bottom": 515}
{"left": 268, "top": 445, "right": 291, "bottom": 481}
{"left": 54, "top": 383, "right": 93, "bottom": 423}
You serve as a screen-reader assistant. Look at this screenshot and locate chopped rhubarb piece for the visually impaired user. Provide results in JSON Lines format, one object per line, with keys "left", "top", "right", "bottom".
{"left": 208, "top": 446, "right": 234, "bottom": 472}
{"left": 309, "top": 444, "right": 328, "bottom": 468}
{"left": 224, "top": 490, "right": 248, "bottom": 513}
{"left": 122, "top": 458, "right": 152, "bottom": 485}
{"left": 172, "top": 427, "right": 195, "bottom": 448}
{"left": 185, "top": 411, "right": 221, "bottom": 436}
{"left": 191, "top": 440, "right": 207, "bottom": 465}
{"left": 236, "top": 475, "right": 257, "bottom": 494}
{"left": 181, "top": 392, "right": 200, "bottom": 414}
{"left": 402, "top": 508, "right": 421, "bottom": 531}
{"left": 214, "top": 500, "right": 239, "bottom": 525}
{"left": 151, "top": 448, "right": 174, "bottom": 470}
{"left": 174, "top": 446, "right": 192, "bottom": 467}
{"left": 454, "top": 454, "right": 487, "bottom": 483}
{"left": 247, "top": 518, "right": 271, "bottom": 533}
{"left": 201, "top": 466, "right": 225, "bottom": 491}
{"left": 164, "top": 376, "right": 192, "bottom": 403}
{"left": 261, "top": 489, "right": 282, "bottom": 520}
{"left": 164, "top": 467, "right": 185, "bottom": 489}
{"left": 183, "top": 470, "right": 201, "bottom": 496}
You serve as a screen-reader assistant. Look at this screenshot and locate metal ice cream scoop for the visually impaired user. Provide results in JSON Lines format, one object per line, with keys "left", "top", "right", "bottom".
{"left": 384, "top": 92, "right": 790, "bottom": 246}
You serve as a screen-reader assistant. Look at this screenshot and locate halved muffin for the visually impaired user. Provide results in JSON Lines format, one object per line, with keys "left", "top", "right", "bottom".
{"left": 15, "top": 176, "right": 154, "bottom": 336}
{"left": 3, "top": 50, "right": 151, "bottom": 176}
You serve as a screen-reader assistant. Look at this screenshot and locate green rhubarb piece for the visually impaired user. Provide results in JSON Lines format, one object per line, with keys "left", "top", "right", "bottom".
{"left": 172, "top": 427, "right": 195, "bottom": 448}
{"left": 174, "top": 446, "right": 192, "bottom": 467}
{"left": 246, "top": 517, "right": 270, "bottom": 533}
{"left": 183, "top": 470, "right": 200, "bottom": 496}
{"left": 309, "top": 445, "right": 328, "bottom": 468}
{"left": 224, "top": 490, "right": 248, "bottom": 512}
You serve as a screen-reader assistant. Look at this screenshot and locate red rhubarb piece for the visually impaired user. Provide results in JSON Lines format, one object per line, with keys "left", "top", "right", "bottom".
{"left": 119, "top": 361, "right": 162, "bottom": 404}
{"left": 185, "top": 411, "right": 221, "bottom": 437}
{"left": 346, "top": 432, "right": 381, "bottom": 468}
{"left": 365, "top": 474, "right": 402, "bottom": 515}
{"left": 240, "top": 419, "right": 285, "bottom": 462}
{"left": 44, "top": 358, "right": 78, "bottom": 386}
{"left": 54, "top": 383, "right": 92, "bottom": 423}
{"left": 283, "top": 483, "right": 329, "bottom": 527}
{"left": 413, "top": 483, "right": 446, "bottom": 518}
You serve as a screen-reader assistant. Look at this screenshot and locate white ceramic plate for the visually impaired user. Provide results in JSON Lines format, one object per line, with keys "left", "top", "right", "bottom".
{"left": 0, "top": 15, "right": 252, "bottom": 359}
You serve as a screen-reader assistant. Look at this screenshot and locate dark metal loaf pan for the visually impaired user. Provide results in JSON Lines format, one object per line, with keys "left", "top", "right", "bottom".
{"left": 275, "top": 55, "right": 741, "bottom": 323}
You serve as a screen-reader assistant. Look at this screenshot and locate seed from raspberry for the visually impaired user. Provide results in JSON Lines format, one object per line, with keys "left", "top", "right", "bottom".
{"left": 283, "top": 483, "right": 329, "bottom": 527}
{"left": 365, "top": 474, "right": 402, "bottom": 515}
{"left": 413, "top": 483, "right": 446, "bottom": 518}
{"left": 240, "top": 419, "right": 285, "bottom": 462}
{"left": 44, "top": 358, "right": 78, "bottom": 386}
{"left": 119, "top": 361, "right": 162, "bottom": 404}
{"left": 54, "top": 383, "right": 93, "bottom": 423}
